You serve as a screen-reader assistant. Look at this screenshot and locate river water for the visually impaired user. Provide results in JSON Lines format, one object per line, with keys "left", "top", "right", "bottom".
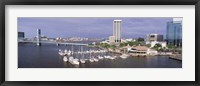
{"left": 18, "top": 43, "right": 182, "bottom": 68}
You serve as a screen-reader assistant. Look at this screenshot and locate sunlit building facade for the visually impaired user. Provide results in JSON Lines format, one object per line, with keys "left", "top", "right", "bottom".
{"left": 113, "top": 20, "right": 122, "bottom": 43}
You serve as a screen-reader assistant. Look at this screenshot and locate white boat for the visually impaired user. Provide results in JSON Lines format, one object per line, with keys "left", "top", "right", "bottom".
{"left": 63, "top": 56, "right": 68, "bottom": 62}
{"left": 120, "top": 54, "right": 129, "bottom": 59}
{"left": 67, "top": 50, "right": 71, "bottom": 56}
{"left": 64, "top": 49, "right": 68, "bottom": 53}
{"left": 72, "top": 59, "right": 80, "bottom": 65}
{"left": 58, "top": 50, "right": 66, "bottom": 56}
{"left": 109, "top": 56, "right": 115, "bottom": 60}
{"left": 89, "top": 58, "right": 94, "bottom": 62}
{"left": 80, "top": 59, "right": 86, "bottom": 63}
{"left": 89, "top": 49, "right": 94, "bottom": 62}
{"left": 68, "top": 56, "right": 74, "bottom": 63}
{"left": 94, "top": 58, "right": 99, "bottom": 62}
{"left": 98, "top": 55, "right": 104, "bottom": 60}
{"left": 120, "top": 48, "right": 129, "bottom": 59}
{"left": 104, "top": 55, "right": 111, "bottom": 59}
{"left": 79, "top": 46, "right": 86, "bottom": 64}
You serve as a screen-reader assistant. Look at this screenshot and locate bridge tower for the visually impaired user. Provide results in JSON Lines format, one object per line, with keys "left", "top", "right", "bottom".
{"left": 37, "top": 29, "right": 41, "bottom": 46}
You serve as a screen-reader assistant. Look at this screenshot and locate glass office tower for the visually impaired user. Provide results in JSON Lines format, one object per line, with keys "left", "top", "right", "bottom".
{"left": 166, "top": 18, "right": 182, "bottom": 47}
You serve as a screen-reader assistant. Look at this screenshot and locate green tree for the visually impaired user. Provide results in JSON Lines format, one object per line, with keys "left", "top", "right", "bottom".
{"left": 153, "top": 43, "right": 162, "bottom": 51}
{"left": 120, "top": 43, "right": 126, "bottom": 47}
{"left": 146, "top": 44, "right": 151, "bottom": 48}
{"left": 110, "top": 45, "right": 116, "bottom": 49}
{"left": 127, "top": 41, "right": 142, "bottom": 46}
{"left": 167, "top": 44, "right": 176, "bottom": 49}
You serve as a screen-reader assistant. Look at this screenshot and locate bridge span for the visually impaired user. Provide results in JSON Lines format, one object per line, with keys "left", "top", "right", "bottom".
{"left": 18, "top": 40, "right": 88, "bottom": 46}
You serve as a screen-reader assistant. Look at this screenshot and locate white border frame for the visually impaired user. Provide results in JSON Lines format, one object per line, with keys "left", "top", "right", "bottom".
{"left": 5, "top": 5, "right": 195, "bottom": 81}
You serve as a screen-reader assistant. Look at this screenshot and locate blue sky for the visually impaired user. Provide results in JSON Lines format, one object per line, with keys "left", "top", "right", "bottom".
{"left": 18, "top": 17, "right": 173, "bottom": 39}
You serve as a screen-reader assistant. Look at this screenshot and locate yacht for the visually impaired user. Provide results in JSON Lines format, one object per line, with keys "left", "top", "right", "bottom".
{"left": 109, "top": 56, "right": 115, "bottom": 60}
{"left": 104, "top": 55, "right": 111, "bottom": 59}
{"left": 58, "top": 49, "right": 65, "bottom": 56}
{"left": 98, "top": 55, "right": 104, "bottom": 60}
{"left": 72, "top": 59, "right": 80, "bottom": 65}
{"left": 68, "top": 56, "right": 74, "bottom": 63}
{"left": 120, "top": 48, "right": 129, "bottom": 59}
{"left": 63, "top": 56, "right": 68, "bottom": 62}
{"left": 80, "top": 59, "right": 86, "bottom": 63}
{"left": 89, "top": 58, "right": 94, "bottom": 62}
{"left": 94, "top": 58, "right": 99, "bottom": 62}
{"left": 67, "top": 50, "right": 72, "bottom": 56}
{"left": 120, "top": 54, "right": 129, "bottom": 59}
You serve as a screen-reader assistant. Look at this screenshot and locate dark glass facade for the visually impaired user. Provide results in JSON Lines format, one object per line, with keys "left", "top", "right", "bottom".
{"left": 166, "top": 22, "right": 182, "bottom": 47}
{"left": 18, "top": 32, "right": 25, "bottom": 38}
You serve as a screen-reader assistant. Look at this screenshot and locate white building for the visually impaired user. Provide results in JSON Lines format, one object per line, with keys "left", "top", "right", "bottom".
{"left": 146, "top": 41, "right": 167, "bottom": 48}
{"left": 126, "top": 46, "right": 158, "bottom": 55}
{"left": 125, "top": 38, "right": 133, "bottom": 42}
{"left": 109, "top": 36, "right": 115, "bottom": 43}
{"left": 147, "top": 49, "right": 158, "bottom": 55}
{"left": 113, "top": 20, "right": 122, "bottom": 43}
{"left": 173, "top": 18, "right": 183, "bottom": 24}
{"left": 145, "top": 34, "right": 166, "bottom": 48}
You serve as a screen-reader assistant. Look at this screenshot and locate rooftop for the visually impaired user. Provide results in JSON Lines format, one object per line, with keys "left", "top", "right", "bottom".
{"left": 114, "top": 20, "right": 122, "bottom": 21}
{"left": 132, "top": 46, "right": 149, "bottom": 51}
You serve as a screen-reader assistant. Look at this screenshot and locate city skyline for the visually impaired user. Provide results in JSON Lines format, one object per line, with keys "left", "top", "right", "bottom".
{"left": 18, "top": 17, "right": 173, "bottom": 39}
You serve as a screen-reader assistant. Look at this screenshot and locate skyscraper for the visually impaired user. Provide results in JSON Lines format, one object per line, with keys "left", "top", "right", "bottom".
{"left": 37, "top": 29, "right": 41, "bottom": 46}
{"left": 166, "top": 18, "right": 182, "bottom": 47}
{"left": 18, "top": 32, "right": 25, "bottom": 39}
{"left": 113, "top": 20, "right": 122, "bottom": 43}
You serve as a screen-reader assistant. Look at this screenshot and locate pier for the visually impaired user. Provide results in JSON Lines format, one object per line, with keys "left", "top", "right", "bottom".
{"left": 169, "top": 54, "right": 182, "bottom": 61}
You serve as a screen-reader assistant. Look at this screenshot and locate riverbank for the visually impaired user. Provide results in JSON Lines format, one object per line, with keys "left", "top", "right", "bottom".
{"left": 169, "top": 54, "right": 182, "bottom": 61}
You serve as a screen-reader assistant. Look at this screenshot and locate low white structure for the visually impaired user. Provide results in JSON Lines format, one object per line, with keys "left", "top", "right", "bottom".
{"left": 127, "top": 46, "right": 158, "bottom": 55}
{"left": 147, "top": 49, "right": 158, "bottom": 55}
{"left": 101, "top": 40, "right": 109, "bottom": 44}
{"left": 146, "top": 41, "right": 167, "bottom": 48}
{"left": 125, "top": 38, "right": 133, "bottom": 42}
{"left": 109, "top": 36, "right": 115, "bottom": 43}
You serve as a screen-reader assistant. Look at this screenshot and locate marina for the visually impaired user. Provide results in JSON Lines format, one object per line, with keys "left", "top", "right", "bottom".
{"left": 58, "top": 48, "right": 120, "bottom": 65}
{"left": 18, "top": 43, "right": 182, "bottom": 68}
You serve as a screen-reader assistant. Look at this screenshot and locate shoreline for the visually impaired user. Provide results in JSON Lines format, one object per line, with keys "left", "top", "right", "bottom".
{"left": 89, "top": 45, "right": 182, "bottom": 61}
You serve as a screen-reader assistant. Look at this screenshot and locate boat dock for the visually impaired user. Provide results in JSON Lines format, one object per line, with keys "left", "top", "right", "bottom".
{"left": 169, "top": 54, "right": 182, "bottom": 61}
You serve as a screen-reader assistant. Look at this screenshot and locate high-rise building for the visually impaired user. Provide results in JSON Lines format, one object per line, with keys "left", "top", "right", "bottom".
{"left": 18, "top": 32, "right": 25, "bottom": 39}
{"left": 37, "top": 29, "right": 41, "bottom": 46}
{"left": 145, "top": 34, "right": 166, "bottom": 48}
{"left": 166, "top": 18, "right": 182, "bottom": 47}
{"left": 113, "top": 20, "right": 122, "bottom": 43}
{"left": 146, "top": 34, "right": 163, "bottom": 42}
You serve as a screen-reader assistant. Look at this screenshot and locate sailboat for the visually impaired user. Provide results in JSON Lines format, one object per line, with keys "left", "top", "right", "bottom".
{"left": 58, "top": 49, "right": 65, "bottom": 56}
{"left": 89, "top": 50, "right": 94, "bottom": 62}
{"left": 80, "top": 46, "right": 86, "bottom": 64}
{"left": 63, "top": 56, "right": 68, "bottom": 62}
